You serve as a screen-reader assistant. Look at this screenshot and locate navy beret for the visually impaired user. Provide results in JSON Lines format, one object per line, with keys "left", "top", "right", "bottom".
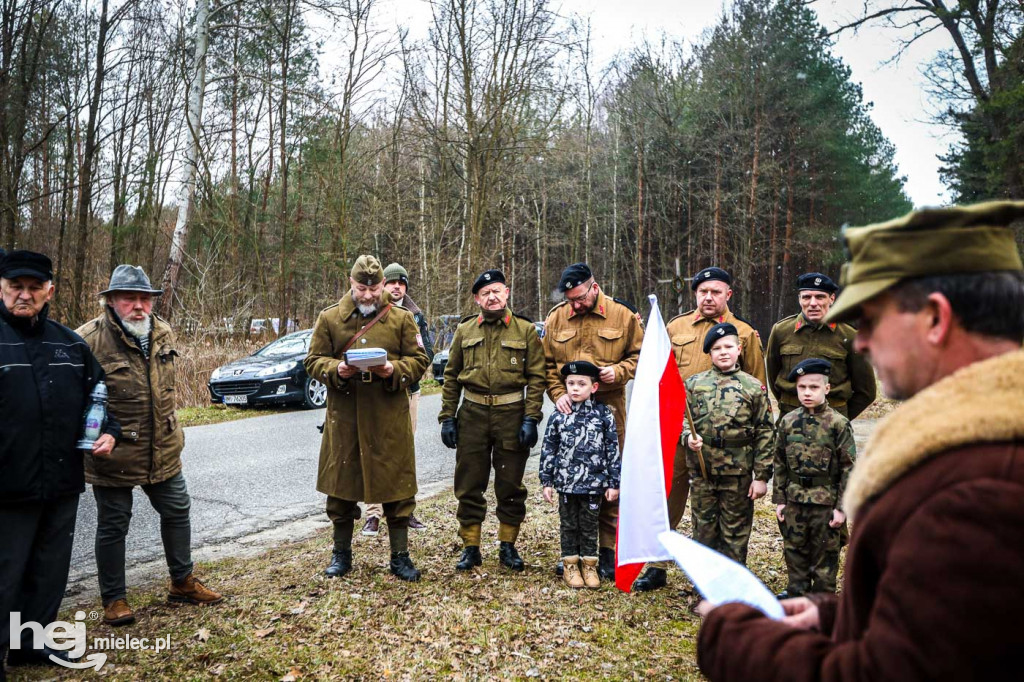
{"left": 788, "top": 358, "right": 832, "bottom": 382}
{"left": 560, "top": 359, "right": 601, "bottom": 380}
{"left": 0, "top": 250, "right": 53, "bottom": 281}
{"left": 797, "top": 272, "right": 839, "bottom": 294}
{"left": 559, "top": 262, "right": 593, "bottom": 292}
{"left": 472, "top": 269, "right": 506, "bottom": 294}
{"left": 703, "top": 322, "right": 739, "bottom": 353}
{"left": 691, "top": 267, "right": 732, "bottom": 290}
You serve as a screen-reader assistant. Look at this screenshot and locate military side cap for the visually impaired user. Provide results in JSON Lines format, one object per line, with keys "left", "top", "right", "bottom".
{"left": 703, "top": 322, "right": 739, "bottom": 353}
{"left": 350, "top": 255, "right": 384, "bottom": 286}
{"left": 788, "top": 358, "right": 832, "bottom": 382}
{"left": 472, "top": 269, "right": 506, "bottom": 294}
{"left": 827, "top": 200, "right": 1024, "bottom": 323}
{"left": 560, "top": 359, "right": 601, "bottom": 380}
{"left": 797, "top": 272, "right": 838, "bottom": 294}
{"left": 691, "top": 266, "right": 731, "bottom": 290}
{"left": 101, "top": 264, "right": 163, "bottom": 295}
{"left": 383, "top": 262, "right": 409, "bottom": 285}
{"left": 0, "top": 250, "right": 53, "bottom": 281}
{"left": 559, "top": 262, "right": 593, "bottom": 292}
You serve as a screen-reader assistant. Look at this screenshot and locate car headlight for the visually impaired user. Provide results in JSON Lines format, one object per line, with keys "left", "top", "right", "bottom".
{"left": 256, "top": 360, "right": 299, "bottom": 377}
{"left": 210, "top": 367, "right": 225, "bottom": 380}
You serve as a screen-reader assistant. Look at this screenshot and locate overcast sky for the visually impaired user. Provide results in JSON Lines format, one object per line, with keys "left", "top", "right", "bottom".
{"left": 372, "top": 0, "right": 955, "bottom": 208}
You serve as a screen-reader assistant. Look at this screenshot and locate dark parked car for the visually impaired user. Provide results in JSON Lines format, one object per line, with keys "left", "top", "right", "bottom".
{"left": 432, "top": 321, "right": 545, "bottom": 384}
{"left": 208, "top": 329, "right": 326, "bottom": 409}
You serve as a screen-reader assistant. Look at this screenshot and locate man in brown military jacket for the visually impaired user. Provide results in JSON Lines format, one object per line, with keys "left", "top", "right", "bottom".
{"left": 766, "top": 272, "right": 876, "bottom": 419}
{"left": 440, "top": 269, "right": 546, "bottom": 572}
{"left": 78, "top": 265, "right": 222, "bottom": 627}
{"left": 636, "top": 266, "right": 767, "bottom": 591}
{"left": 542, "top": 262, "right": 644, "bottom": 579}
{"left": 305, "top": 255, "right": 430, "bottom": 582}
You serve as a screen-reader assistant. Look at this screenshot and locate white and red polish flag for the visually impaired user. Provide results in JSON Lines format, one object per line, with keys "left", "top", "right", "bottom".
{"left": 615, "top": 295, "right": 687, "bottom": 592}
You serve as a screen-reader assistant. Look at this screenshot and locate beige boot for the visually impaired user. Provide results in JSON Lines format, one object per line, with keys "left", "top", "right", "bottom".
{"left": 581, "top": 556, "right": 600, "bottom": 589}
{"left": 562, "top": 556, "right": 584, "bottom": 589}
{"left": 168, "top": 573, "right": 224, "bottom": 605}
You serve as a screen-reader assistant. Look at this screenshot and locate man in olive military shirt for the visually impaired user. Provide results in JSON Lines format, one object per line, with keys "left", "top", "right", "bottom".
{"left": 766, "top": 272, "right": 876, "bottom": 420}
{"left": 439, "top": 269, "right": 546, "bottom": 572}
{"left": 542, "top": 262, "right": 644, "bottom": 579}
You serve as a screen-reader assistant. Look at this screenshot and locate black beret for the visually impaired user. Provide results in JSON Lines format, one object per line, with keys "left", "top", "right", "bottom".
{"left": 797, "top": 272, "right": 839, "bottom": 294}
{"left": 472, "top": 269, "right": 506, "bottom": 294}
{"left": 703, "top": 322, "right": 739, "bottom": 353}
{"left": 560, "top": 359, "right": 601, "bottom": 380}
{"left": 691, "top": 267, "right": 732, "bottom": 290}
{"left": 558, "top": 262, "right": 593, "bottom": 292}
{"left": 0, "top": 250, "right": 53, "bottom": 282}
{"left": 788, "top": 358, "right": 832, "bottom": 382}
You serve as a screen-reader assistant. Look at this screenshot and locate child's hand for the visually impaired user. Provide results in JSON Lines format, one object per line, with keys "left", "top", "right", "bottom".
{"left": 829, "top": 509, "right": 846, "bottom": 528}
{"left": 748, "top": 480, "right": 767, "bottom": 500}
{"left": 776, "top": 504, "right": 786, "bottom": 522}
{"left": 687, "top": 434, "right": 703, "bottom": 451}
{"left": 605, "top": 488, "right": 619, "bottom": 502}
{"left": 543, "top": 486, "right": 555, "bottom": 505}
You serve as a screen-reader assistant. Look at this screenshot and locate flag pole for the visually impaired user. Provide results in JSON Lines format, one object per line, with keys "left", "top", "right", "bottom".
{"left": 684, "top": 399, "right": 709, "bottom": 480}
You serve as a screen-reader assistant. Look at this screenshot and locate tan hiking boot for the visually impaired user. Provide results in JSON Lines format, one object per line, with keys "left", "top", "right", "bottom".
{"left": 168, "top": 574, "right": 224, "bottom": 605}
{"left": 102, "top": 598, "right": 135, "bottom": 626}
{"left": 562, "top": 556, "right": 584, "bottom": 589}
{"left": 581, "top": 557, "right": 600, "bottom": 589}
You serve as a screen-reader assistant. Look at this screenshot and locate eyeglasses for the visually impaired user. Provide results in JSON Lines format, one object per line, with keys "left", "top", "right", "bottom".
{"left": 566, "top": 283, "right": 595, "bottom": 304}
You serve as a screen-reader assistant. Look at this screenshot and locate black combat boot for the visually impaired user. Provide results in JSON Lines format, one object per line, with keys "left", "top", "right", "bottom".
{"left": 632, "top": 567, "right": 667, "bottom": 592}
{"left": 499, "top": 541, "right": 525, "bottom": 571}
{"left": 324, "top": 548, "right": 352, "bottom": 578}
{"left": 390, "top": 552, "right": 422, "bottom": 582}
{"left": 598, "top": 547, "right": 616, "bottom": 580}
{"left": 456, "top": 546, "right": 482, "bottom": 571}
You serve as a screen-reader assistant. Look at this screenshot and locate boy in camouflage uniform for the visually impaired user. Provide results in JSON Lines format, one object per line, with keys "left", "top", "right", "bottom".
{"left": 772, "top": 358, "right": 856, "bottom": 597}
{"left": 540, "top": 360, "right": 620, "bottom": 589}
{"left": 682, "top": 323, "right": 774, "bottom": 565}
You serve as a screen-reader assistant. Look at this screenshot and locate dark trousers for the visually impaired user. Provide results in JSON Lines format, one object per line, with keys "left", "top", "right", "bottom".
{"left": 0, "top": 495, "right": 79, "bottom": 654}
{"left": 558, "top": 493, "right": 601, "bottom": 558}
{"left": 93, "top": 472, "right": 193, "bottom": 604}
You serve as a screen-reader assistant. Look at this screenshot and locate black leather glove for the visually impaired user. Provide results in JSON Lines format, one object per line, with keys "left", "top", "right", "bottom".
{"left": 518, "top": 417, "right": 539, "bottom": 449}
{"left": 441, "top": 418, "right": 458, "bottom": 449}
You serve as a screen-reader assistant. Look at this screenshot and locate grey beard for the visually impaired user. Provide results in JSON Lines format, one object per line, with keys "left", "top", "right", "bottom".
{"left": 121, "top": 314, "right": 152, "bottom": 339}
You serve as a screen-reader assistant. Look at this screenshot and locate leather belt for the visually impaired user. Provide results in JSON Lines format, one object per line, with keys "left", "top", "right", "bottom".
{"left": 463, "top": 389, "right": 524, "bottom": 406}
{"left": 791, "top": 473, "right": 834, "bottom": 488}
{"left": 707, "top": 436, "right": 753, "bottom": 448}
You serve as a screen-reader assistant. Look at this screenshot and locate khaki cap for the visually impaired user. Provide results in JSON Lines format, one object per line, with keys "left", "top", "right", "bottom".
{"left": 350, "top": 255, "right": 384, "bottom": 286}
{"left": 827, "top": 200, "right": 1024, "bottom": 323}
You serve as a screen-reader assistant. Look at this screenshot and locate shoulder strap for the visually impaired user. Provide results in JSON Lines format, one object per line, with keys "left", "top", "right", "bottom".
{"left": 341, "top": 303, "right": 393, "bottom": 355}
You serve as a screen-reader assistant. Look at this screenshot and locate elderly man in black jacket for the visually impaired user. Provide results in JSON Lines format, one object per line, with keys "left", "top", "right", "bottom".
{"left": 0, "top": 251, "right": 119, "bottom": 675}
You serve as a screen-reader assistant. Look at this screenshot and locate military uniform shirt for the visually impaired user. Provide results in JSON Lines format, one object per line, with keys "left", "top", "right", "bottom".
{"left": 771, "top": 403, "right": 856, "bottom": 509}
{"left": 667, "top": 309, "right": 767, "bottom": 384}
{"left": 539, "top": 398, "right": 620, "bottom": 494}
{"left": 682, "top": 366, "right": 774, "bottom": 480}
{"left": 766, "top": 313, "right": 877, "bottom": 419}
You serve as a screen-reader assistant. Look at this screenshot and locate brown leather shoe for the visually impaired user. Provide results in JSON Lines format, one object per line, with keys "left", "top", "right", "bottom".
{"left": 408, "top": 514, "right": 426, "bottom": 530}
{"left": 103, "top": 598, "right": 135, "bottom": 626}
{"left": 361, "top": 516, "right": 380, "bottom": 536}
{"left": 168, "top": 574, "right": 224, "bottom": 605}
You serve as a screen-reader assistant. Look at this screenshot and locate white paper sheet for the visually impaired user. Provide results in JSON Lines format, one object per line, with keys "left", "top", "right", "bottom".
{"left": 345, "top": 348, "right": 388, "bottom": 369}
{"left": 658, "top": 530, "right": 785, "bottom": 619}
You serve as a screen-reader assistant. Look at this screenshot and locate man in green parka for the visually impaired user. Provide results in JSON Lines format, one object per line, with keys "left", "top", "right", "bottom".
{"left": 305, "top": 255, "right": 430, "bottom": 582}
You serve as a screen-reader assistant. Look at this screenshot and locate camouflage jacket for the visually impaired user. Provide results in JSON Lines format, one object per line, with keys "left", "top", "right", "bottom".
{"left": 771, "top": 403, "right": 856, "bottom": 509}
{"left": 539, "top": 398, "right": 620, "bottom": 493}
{"left": 681, "top": 366, "right": 774, "bottom": 481}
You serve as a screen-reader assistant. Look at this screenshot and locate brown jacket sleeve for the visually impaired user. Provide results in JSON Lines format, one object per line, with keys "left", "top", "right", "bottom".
{"left": 765, "top": 324, "right": 783, "bottom": 401}
{"left": 524, "top": 323, "right": 546, "bottom": 421}
{"left": 388, "top": 311, "right": 430, "bottom": 392}
{"left": 304, "top": 310, "right": 349, "bottom": 391}
{"left": 611, "top": 310, "right": 644, "bottom": 387}
{"left": 741, "top": 328, "right": 767, "bottom": 385}
{"left": 439, "top": 326, "right": 465, "bottom": 422}
{"left": 542, "top": 310, "right": 567, "bottom": 403}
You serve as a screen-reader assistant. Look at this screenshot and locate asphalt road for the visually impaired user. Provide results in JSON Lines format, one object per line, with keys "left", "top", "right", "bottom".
{"left": 68, "top": 392, "right": 478, "bottom": 584}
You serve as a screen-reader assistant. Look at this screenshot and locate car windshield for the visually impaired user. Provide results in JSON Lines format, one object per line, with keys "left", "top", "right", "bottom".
{"left": 255, "top": 335, "right": 308, "bottom": 358}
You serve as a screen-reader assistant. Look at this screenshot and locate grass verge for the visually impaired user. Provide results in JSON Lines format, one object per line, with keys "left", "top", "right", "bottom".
{"left": 176, "top": 405, "right": 294, "bottom": 428}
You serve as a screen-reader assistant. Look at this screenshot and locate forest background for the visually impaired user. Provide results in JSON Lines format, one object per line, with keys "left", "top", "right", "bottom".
{"left": 2, "top": 0, "right": 1022, "bottom": 341}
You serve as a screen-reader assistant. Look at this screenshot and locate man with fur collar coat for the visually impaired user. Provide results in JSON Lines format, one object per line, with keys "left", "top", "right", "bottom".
{"left": 696, "top": 201, "right": 1024, "bottom": 681}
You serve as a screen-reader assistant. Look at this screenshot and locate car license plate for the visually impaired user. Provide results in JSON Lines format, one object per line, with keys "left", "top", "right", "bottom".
{"left": 224, "top": 395, "right": 248, "bottom": 405}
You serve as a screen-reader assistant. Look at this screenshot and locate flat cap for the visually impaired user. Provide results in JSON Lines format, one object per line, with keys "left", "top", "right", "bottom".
{"left": 797, "top": 272, "right": 839, "bottom": 294}
{"left": 788, "top": 358, "right": 832, "bottom": 382}
{"left": 560, "top": 359, "right": 601, "bottom": 380}
{"left": 703, "top": 322, "right": 739, "bottom": 353}
{"left": 0, "top": 250, "right": 52, "bottom": 282}
{"left": 827, "top": 201, "right": 1024, "bottom": 323}
{"left": 559, "top": 263, "right": 593, "bottom": 292}
{"left": 691, "top": 267, "right": 732, "bottom": 290}
{"left": 383, "top": 262, "right": 409, "bottom": 285}
{"left": 472, "top": 269, "right": 506, "bottom": 294}
{"left": 350, "top": 255, "right": 384, "bottom": 286}
{"left": 101, "top": 264, "right": 162, "bottom": 295}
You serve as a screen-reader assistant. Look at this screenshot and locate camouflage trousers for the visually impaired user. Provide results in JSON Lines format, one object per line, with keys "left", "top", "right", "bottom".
{"left": 690, "top": 474, "right": 754, "bottom": 565}
{"left": 558, "top": 493, "right": 601, "bottom": 558}
{"left": 779, "top": 501, "right": 841, "bottom": 595}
